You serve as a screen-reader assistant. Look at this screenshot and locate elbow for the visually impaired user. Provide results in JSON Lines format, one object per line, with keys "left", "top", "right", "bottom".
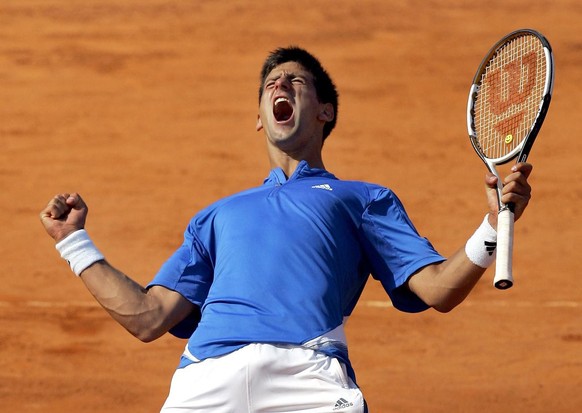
{"left": 134, "top": 331, "right": 156, "bottom": 343}
{"left": 126, "top": 323, "right": 165, "bottom": 343}
{"left": 432, "top": 303, "right": 457, "bottom": 313}
{"left": 431, "top": 296, "right": 465, "bottom": 313}
{"left": 133, "top": 329, "right": 163, "bottom": 343}
{"left": 419, "top": 287, "right": 467, "bottom": 313}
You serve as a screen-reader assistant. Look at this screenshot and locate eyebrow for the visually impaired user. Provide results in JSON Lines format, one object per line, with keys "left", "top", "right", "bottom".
{"left": 265, "top": 71, "right": 310, "bottom": 84}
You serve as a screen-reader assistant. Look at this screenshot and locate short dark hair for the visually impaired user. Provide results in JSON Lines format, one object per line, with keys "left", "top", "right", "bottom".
{"left": 258, "top": 46, "right": 339, "bottom": 141}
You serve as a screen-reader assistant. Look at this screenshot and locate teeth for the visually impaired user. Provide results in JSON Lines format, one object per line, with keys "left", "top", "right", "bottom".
{"left": 273, "top": 96, "right": 293, "bottom": 122}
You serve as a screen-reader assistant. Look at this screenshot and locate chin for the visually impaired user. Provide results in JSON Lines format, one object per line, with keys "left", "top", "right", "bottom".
{"left": 270, "top": 123, "right": 297, "bottom": 140}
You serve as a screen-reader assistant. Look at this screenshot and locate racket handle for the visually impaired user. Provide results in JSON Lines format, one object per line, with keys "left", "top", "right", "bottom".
{"left": 494, "top": 208, "right": 514, "bottom": 289}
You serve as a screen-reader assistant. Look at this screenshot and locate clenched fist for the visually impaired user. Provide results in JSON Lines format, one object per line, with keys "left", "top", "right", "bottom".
{"left": 40, "top": 193, "right": 88, "bottom": 242}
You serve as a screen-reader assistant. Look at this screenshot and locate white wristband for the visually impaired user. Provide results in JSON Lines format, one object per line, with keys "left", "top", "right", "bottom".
{"left": 465, "top": 214, "right": 497, "bottom": 268}
{"left": 55, "top": 229, "right": 105, "bottom": 276}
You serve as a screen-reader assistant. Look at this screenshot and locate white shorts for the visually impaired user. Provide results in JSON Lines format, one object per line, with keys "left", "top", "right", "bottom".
{"left": 160, "top": 343, "right": 366, "bottom": 413}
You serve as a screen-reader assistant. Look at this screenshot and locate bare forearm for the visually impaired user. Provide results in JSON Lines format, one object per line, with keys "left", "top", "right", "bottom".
{"left": 408, "top": 250, "right": 486, "bottom": 312}
{"left": 40, "top": 195, "right": 195, "bottom": 341}
{"left": 79, "top": 261, "right": 169, "bottom": 341}
{"left": 408, "top": 213, "right": 501, "bottom": 311}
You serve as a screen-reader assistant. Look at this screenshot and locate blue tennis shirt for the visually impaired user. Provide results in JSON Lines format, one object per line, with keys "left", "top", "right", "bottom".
{"left": 148, "top": 161, "right": 445, "bottom": 373}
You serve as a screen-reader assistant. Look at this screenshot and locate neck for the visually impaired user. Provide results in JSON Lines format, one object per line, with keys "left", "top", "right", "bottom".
{"left": 266, "top": 145, "right": 325, "bottom": 177}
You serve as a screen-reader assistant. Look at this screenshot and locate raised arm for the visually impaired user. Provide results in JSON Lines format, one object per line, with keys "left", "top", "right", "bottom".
{"left": 39, "top": 193, "right": 196, "bottom": 342}
{"left": 407, "top": 162, "right": 533, "bottom": 312}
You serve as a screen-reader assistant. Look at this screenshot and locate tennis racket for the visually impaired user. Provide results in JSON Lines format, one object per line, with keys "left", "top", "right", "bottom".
{"left": 467, "top": 29, "right": 554, "bottom": 289}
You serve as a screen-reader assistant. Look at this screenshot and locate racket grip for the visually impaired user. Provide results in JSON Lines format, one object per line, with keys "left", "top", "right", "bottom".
{"left": 494, "top": 208, "right": 514, "bottom": 289}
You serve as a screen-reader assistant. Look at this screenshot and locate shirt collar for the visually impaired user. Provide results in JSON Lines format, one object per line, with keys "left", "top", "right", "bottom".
{"left": 263, "top": 160, "right": 336, "bottom": 185}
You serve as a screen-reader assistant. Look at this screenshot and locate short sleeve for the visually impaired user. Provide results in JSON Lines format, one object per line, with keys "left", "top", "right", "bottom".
{"left": 360, "top": 188, "right": 445, "bottom": 313}
{"left": 147, "top": 223, "right": 214, "bottom": 338}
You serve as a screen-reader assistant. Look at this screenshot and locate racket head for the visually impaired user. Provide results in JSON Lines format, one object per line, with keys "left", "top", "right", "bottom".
{"left": 467, "top": 29, "right": 554, "bottom": 167}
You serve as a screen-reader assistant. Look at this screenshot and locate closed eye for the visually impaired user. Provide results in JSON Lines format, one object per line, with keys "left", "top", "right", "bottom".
{"left": 291, "top": 76, "right": 306, "bottom": 85}
{"left": 263, "top": 73, "right": 309, "bottom": 91}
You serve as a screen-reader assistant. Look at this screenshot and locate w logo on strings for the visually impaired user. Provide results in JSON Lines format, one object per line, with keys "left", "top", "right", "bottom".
{"left": 487, "top": 51, "right": 538, "bottom": 143}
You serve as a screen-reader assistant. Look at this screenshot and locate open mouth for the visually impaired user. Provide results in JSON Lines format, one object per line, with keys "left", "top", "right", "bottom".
{"left": 273, "top": 97, "right": 294, "bottom": 122}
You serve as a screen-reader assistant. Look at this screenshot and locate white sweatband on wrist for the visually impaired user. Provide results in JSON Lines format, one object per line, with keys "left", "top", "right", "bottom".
{"left": 55, "top": 229, "right": 105, "bottom": 276}
{"left": 465, "top": 214, "right": 497, "bottom": 268}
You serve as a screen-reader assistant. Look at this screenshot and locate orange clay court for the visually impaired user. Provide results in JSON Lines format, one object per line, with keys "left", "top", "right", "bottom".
{"left": 0, "top": 1, "right": 580, "bottom": 412}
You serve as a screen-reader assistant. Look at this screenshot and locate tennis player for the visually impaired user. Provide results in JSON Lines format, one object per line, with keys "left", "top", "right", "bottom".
{"left": 40, "top": 46, "right": 533, "bottom": 412}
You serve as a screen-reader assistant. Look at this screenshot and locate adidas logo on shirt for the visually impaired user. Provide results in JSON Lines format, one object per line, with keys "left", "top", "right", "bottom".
{"left": 333, "top": 397, "right": 354, "bottom": 410}
{"left": 312, "top": 184, "right": 333, "bottom": 191}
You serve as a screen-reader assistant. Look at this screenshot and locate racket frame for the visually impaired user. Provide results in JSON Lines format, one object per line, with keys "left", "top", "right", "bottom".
{"left": 466, "top": 28, "right": 554, "bottom": 289}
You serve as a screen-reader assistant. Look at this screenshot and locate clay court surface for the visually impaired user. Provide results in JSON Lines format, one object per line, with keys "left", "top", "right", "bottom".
{"left": 1, "top": 1, "right": 581, "bottom": 411}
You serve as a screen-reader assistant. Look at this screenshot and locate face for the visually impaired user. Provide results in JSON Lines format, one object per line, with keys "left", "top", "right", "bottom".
{"left": 256, "top": 61, "right": 333, "bottom": 151}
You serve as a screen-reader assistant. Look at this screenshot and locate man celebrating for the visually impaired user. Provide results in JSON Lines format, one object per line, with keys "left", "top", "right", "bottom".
{"left": 40, "top": 46, "right": 532, "bottom": 412}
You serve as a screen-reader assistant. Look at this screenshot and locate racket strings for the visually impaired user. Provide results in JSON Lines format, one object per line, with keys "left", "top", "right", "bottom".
{"left": 473, "top": 34, "right": 547, "bottom": 160}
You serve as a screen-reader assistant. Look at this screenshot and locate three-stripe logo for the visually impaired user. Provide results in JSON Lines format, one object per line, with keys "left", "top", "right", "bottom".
{"left": 485, "top": 240, "right": 497, "bottom": 256}
{"left": 333, "top": 397, "right": 354, "bottom": 410}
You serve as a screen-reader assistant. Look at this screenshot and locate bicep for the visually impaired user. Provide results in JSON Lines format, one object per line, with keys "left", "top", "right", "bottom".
{"left": 406, "top": 263, "right": 442, "bottom": 305}
{"left": 147, "top": 285, "right": 199, "bottom": 337}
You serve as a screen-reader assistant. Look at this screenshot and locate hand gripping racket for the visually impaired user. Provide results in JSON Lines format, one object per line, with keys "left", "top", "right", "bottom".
{"left": 467, "top": 29, "right": 554, "bottom": 289}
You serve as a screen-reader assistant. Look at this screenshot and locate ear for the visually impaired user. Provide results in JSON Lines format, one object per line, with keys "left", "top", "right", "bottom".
{"left": 317, "top": 103, "right": 334, "bottom": 123}
{"left": 256, "top": 114, "right": 263, "bottom": 131}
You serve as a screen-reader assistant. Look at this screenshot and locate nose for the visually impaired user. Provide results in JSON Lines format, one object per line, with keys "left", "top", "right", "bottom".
{"left": 274, "top": 75, "right": 291, "bottom": 90}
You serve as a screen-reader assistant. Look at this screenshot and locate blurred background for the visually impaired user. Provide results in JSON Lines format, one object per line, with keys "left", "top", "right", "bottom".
{"left": 1, "top": 1, "right": 580, "bottom": 411}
